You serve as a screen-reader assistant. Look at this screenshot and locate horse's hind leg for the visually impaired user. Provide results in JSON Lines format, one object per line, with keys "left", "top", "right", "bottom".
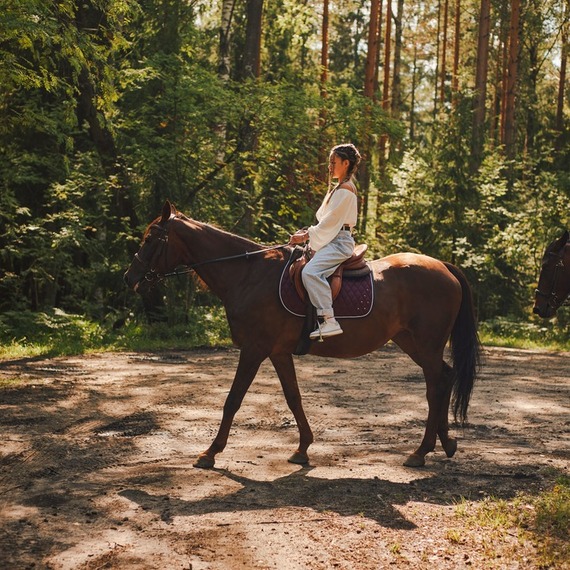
{"left": 402, "top": 360, "right": 447, "bottom": 467}
{"left": 394, "top": 331, "right": 452, "bottom": 467}
{"left": 437, "top": 362, "right": 457, "bottom": 458}
{"left": 194, "top": 347, "right": 266, "bottom": 469}
{"left": 270, "top": 353, "right": 314, "bottom": 465}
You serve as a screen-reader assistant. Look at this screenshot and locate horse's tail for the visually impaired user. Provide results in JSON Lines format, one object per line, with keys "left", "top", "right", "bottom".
{"left": 444, "top": 262, "right": 482, "bottom": 425}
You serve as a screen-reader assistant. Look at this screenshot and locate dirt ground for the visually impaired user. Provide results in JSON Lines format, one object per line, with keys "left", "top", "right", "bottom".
{"left": 0, "top": 344, "right": 568, "bottom": 570}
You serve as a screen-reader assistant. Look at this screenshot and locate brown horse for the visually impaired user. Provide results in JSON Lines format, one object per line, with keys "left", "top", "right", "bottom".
{"left": 124, "top": 201, "right": 481, "bottom": 468}
{"left": 533, "top": 230, "right": 570, "bottom": 318}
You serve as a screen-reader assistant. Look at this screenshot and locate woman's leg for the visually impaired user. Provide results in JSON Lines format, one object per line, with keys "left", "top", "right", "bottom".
{"left": 302, "top": 233, "right": 354, "bottom": 338}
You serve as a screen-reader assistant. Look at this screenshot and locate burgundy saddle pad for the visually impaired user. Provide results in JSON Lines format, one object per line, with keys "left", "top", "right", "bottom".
{"left": 279, "top": 263, "right": 374, "bottom": 318}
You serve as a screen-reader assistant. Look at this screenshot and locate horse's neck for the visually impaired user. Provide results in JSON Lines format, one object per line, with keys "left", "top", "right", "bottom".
{"left": 177, "top": 218, "right": 262, "bottom": 300}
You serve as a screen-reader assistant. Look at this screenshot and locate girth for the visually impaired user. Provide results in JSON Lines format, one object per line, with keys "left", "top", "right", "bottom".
{"left": 289, "top": 244, "right": 370, "bottom": 302}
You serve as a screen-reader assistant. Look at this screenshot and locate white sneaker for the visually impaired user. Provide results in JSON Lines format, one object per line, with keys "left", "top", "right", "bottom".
{"left": 309, "top": 318, "right": 343, "bottom": 340}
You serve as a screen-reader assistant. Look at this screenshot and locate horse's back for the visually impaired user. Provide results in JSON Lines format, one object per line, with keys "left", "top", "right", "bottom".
{"left": 371, "top": 252, "right": 463, "bottom": 310}
{"left": 373, "top": 251, "right": 451, "bottom": 272}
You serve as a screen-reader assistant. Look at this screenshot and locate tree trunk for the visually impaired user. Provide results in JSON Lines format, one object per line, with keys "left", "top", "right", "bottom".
{"left": 235, "top": 0, "right": 264, "bottom": 235}
{"left": 433, "top": 0, "right": 442, "bottom": 118}
{"left": 218, "top": 0, "right": 235, "bottom": 81}
{"left": 379, "top": 0, "right": 392, "bottom": 163}
{"left": 525, "top": 40, "right": 540, "bottom": 154}
{"left": 489, "top": 24, "right": 506, "bottom": 146}
{"left": 391, "top": 0, "right": 404, "bottom": 118}
{"left": 471, "top": 0, "right": 491, "bottom": 171}
{"left": 317, "top": 0, "right": 330, "bottom": 182}
{"left": 74, "top": 1, "right": 138, "bottom": 231}
{"left": 374, "top": 0, "right": 384, "bottom": 95}
{"left": 215, "top": 0, "right": 236, "bottom": 163}
{"left": 451, "top": 0, "right": 460, "bottom": 107}
{"left": 242, "top": 0, "right": 263, "bottom": 80}
{"left": 321, "top": 0, "right": 330, "bottom": 96}
{"left": 364, "top": 0, "right": 381, "bottom": 99}
{"left": 382, "top": 0, "right": 392, "bottom": 112}
{"left": 377, "top": 0, "right": 392, "bottom": 234}
{"left": 410, "top": 43, "right": 418, "bottom": 140}
{"left": 361, "top": 0, "right": 381, "bottom": 234}
{"left": 440, "top": 0, "right": 449, "bottom": 105}
{"left": 556, "top": 1, "right": 569, "bottom": 141}
{"left": 502, "top": 0, "right": 520, "bottom": 159}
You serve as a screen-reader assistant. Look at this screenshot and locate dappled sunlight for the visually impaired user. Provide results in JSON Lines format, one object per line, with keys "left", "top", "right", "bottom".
{"left": 1, "top": 346, "right": 568, "bottom": 568}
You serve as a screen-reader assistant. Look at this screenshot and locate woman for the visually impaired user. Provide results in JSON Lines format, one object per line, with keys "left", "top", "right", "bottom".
{"left": 289, "top": 143, "right": 361, "bottom": 340}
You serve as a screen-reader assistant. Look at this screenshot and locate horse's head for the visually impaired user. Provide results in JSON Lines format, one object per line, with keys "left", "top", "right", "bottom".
{"left": 124, "top": 200, "right": 177, "bottom": 294}
{"left": 533, "top": 230, "right": 570, "bottom": 318}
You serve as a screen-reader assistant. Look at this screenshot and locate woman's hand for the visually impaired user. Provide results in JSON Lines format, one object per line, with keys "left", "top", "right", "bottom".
{"left": 288, "top": 229, "right": 309, "bottom": 245}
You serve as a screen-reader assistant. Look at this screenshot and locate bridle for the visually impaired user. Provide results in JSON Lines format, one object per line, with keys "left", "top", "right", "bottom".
{"left": 131, "top": 222, "right": 170, "bottom": 289}
{"left": 131, "top": 217, "right": 289, "bottom": 289}
{"left": 535, "top": 250, "right": 570, "bottom": 311}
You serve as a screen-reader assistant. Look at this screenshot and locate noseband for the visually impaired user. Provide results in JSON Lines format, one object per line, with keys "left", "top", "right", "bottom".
{"left": 535, "top": 251, "right": 569, "bottom": 310}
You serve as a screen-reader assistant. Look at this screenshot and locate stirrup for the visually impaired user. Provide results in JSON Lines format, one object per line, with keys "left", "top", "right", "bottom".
{"left": 309, "top": 318, "right": 343, "bottom": 342}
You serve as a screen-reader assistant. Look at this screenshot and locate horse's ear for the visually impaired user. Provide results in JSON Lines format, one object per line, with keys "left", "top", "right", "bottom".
{"left": 562, "top": 230, "right": 569, "bottom": 244}
{"left": 160, "top": 200, "right": 175, "bottom": 224}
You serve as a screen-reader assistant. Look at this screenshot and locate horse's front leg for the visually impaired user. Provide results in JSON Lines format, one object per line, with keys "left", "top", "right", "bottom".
{"left": 194, "top": 347, "right": 266, "bottom": 469}
{"left": 270, "top": 353, "right": 313, "bottom": 465}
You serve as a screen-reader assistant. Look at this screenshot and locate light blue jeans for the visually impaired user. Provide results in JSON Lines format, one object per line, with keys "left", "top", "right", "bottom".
{"left": 302, "top": 230, "right": 355, "bottom": 317}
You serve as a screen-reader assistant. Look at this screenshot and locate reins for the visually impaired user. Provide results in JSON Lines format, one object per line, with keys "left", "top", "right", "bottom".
{"left": 160, "top": 244, "right": 290, "bottom": 279}
{"left": 134, "top": 214, "right": 291, "bottom": 287}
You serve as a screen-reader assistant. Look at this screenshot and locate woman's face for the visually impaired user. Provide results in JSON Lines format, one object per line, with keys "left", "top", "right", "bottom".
{"left": 329, "top": 152, "right": 350, "bottom": 181}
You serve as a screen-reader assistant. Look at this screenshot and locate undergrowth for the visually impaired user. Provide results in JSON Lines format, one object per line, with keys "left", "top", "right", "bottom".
{"left": 0, "top": 306, "right": 231, "bottom": 360}
{"left": 455, "top": 475, "right": 570, "bottom": 568}
{"left": 0, "top": 308, "right": 568, "bottom": 360}
{"left": 479, "top": 315, "right": 569, "bottom": 351}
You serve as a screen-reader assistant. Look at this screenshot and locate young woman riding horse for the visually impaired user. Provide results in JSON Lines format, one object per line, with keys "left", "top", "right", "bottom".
{"left": 289, "top": 143, "right": 361, "bottom": 340}
{"left": 124, "top": 201, "right": 481, "bottom": 468}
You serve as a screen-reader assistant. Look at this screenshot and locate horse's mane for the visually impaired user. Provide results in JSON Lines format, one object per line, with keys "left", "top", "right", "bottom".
{"left": 175, "top": 212, "right": 265, "bottom": 251}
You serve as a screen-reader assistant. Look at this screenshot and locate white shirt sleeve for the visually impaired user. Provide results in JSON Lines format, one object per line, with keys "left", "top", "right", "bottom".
{"left": 307, "top": 189, "right": 357, "bottom": 251}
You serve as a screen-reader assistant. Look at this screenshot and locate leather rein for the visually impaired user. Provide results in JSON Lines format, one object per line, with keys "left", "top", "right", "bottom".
{"left": 135, "top": 221, "right": 289, "bottom": 286}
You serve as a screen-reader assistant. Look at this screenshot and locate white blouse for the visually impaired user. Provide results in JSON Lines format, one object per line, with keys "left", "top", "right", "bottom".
{"left": 307, "top": 187, "right": 358, "bottom": 251}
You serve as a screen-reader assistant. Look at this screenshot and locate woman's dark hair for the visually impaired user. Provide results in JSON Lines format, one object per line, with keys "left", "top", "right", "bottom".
{"left": 331, "top": 143, "right": 362, "bottom": 181}
{"left": 326, "top": 144, "right": 362, "bottom": 198}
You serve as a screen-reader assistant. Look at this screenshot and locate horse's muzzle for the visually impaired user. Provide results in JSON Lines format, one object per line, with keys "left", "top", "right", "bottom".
{"left": 533, "top": 304, "right": 554, "bottom": 319}
{"left": 123, "top": 270, "right": 140, "bottom": 292}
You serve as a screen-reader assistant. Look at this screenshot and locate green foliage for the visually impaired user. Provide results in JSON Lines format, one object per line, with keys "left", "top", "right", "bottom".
{"left": 0, "top": 305, "right": 231, "bottom": 359}
{"left": 456, "top": 476, "right": 570, "bottom": 569}
{"left": 480, "top": 315, "right": 570, "bottom": 351}
{"left": 0, "top": 309, "right": 109, "bottom": 358}
{"left": 382, "top": 102, "right": 569, "bottom": 321}
{"left": 0, "top": 0, "right": 568, "bottom": 344}
{"left": 113, "top": 305, "right": 232, "bottom": 352}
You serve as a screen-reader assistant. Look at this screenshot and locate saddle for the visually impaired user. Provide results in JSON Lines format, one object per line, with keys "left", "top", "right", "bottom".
{"left": 289, "top": 244, "right": 370, "bottom": 303}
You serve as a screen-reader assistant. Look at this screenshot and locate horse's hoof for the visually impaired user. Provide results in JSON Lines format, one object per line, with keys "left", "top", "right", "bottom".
{"left": 442, "top": 438, "right": 457, "bottom": 458}
{"left": 403, "top": 453, "right": 425, "bottom": 467}
{"left": 288, "top": 451, "right": 309, "bottom": 465}
{"left": 193, "top": 453, "right": 215, "bottom": 469}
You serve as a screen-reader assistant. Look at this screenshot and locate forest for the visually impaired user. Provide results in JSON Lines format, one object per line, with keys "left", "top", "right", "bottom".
{"left": 0, "top": 0, "right": 569, "bottom": 348}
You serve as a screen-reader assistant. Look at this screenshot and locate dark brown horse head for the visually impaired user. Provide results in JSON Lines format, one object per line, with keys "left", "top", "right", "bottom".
{"left": 533, "top": 230, "right": 570, "bottom": 318}
{"left": 123, "top": 200, "right": 177, "bottom": 294}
